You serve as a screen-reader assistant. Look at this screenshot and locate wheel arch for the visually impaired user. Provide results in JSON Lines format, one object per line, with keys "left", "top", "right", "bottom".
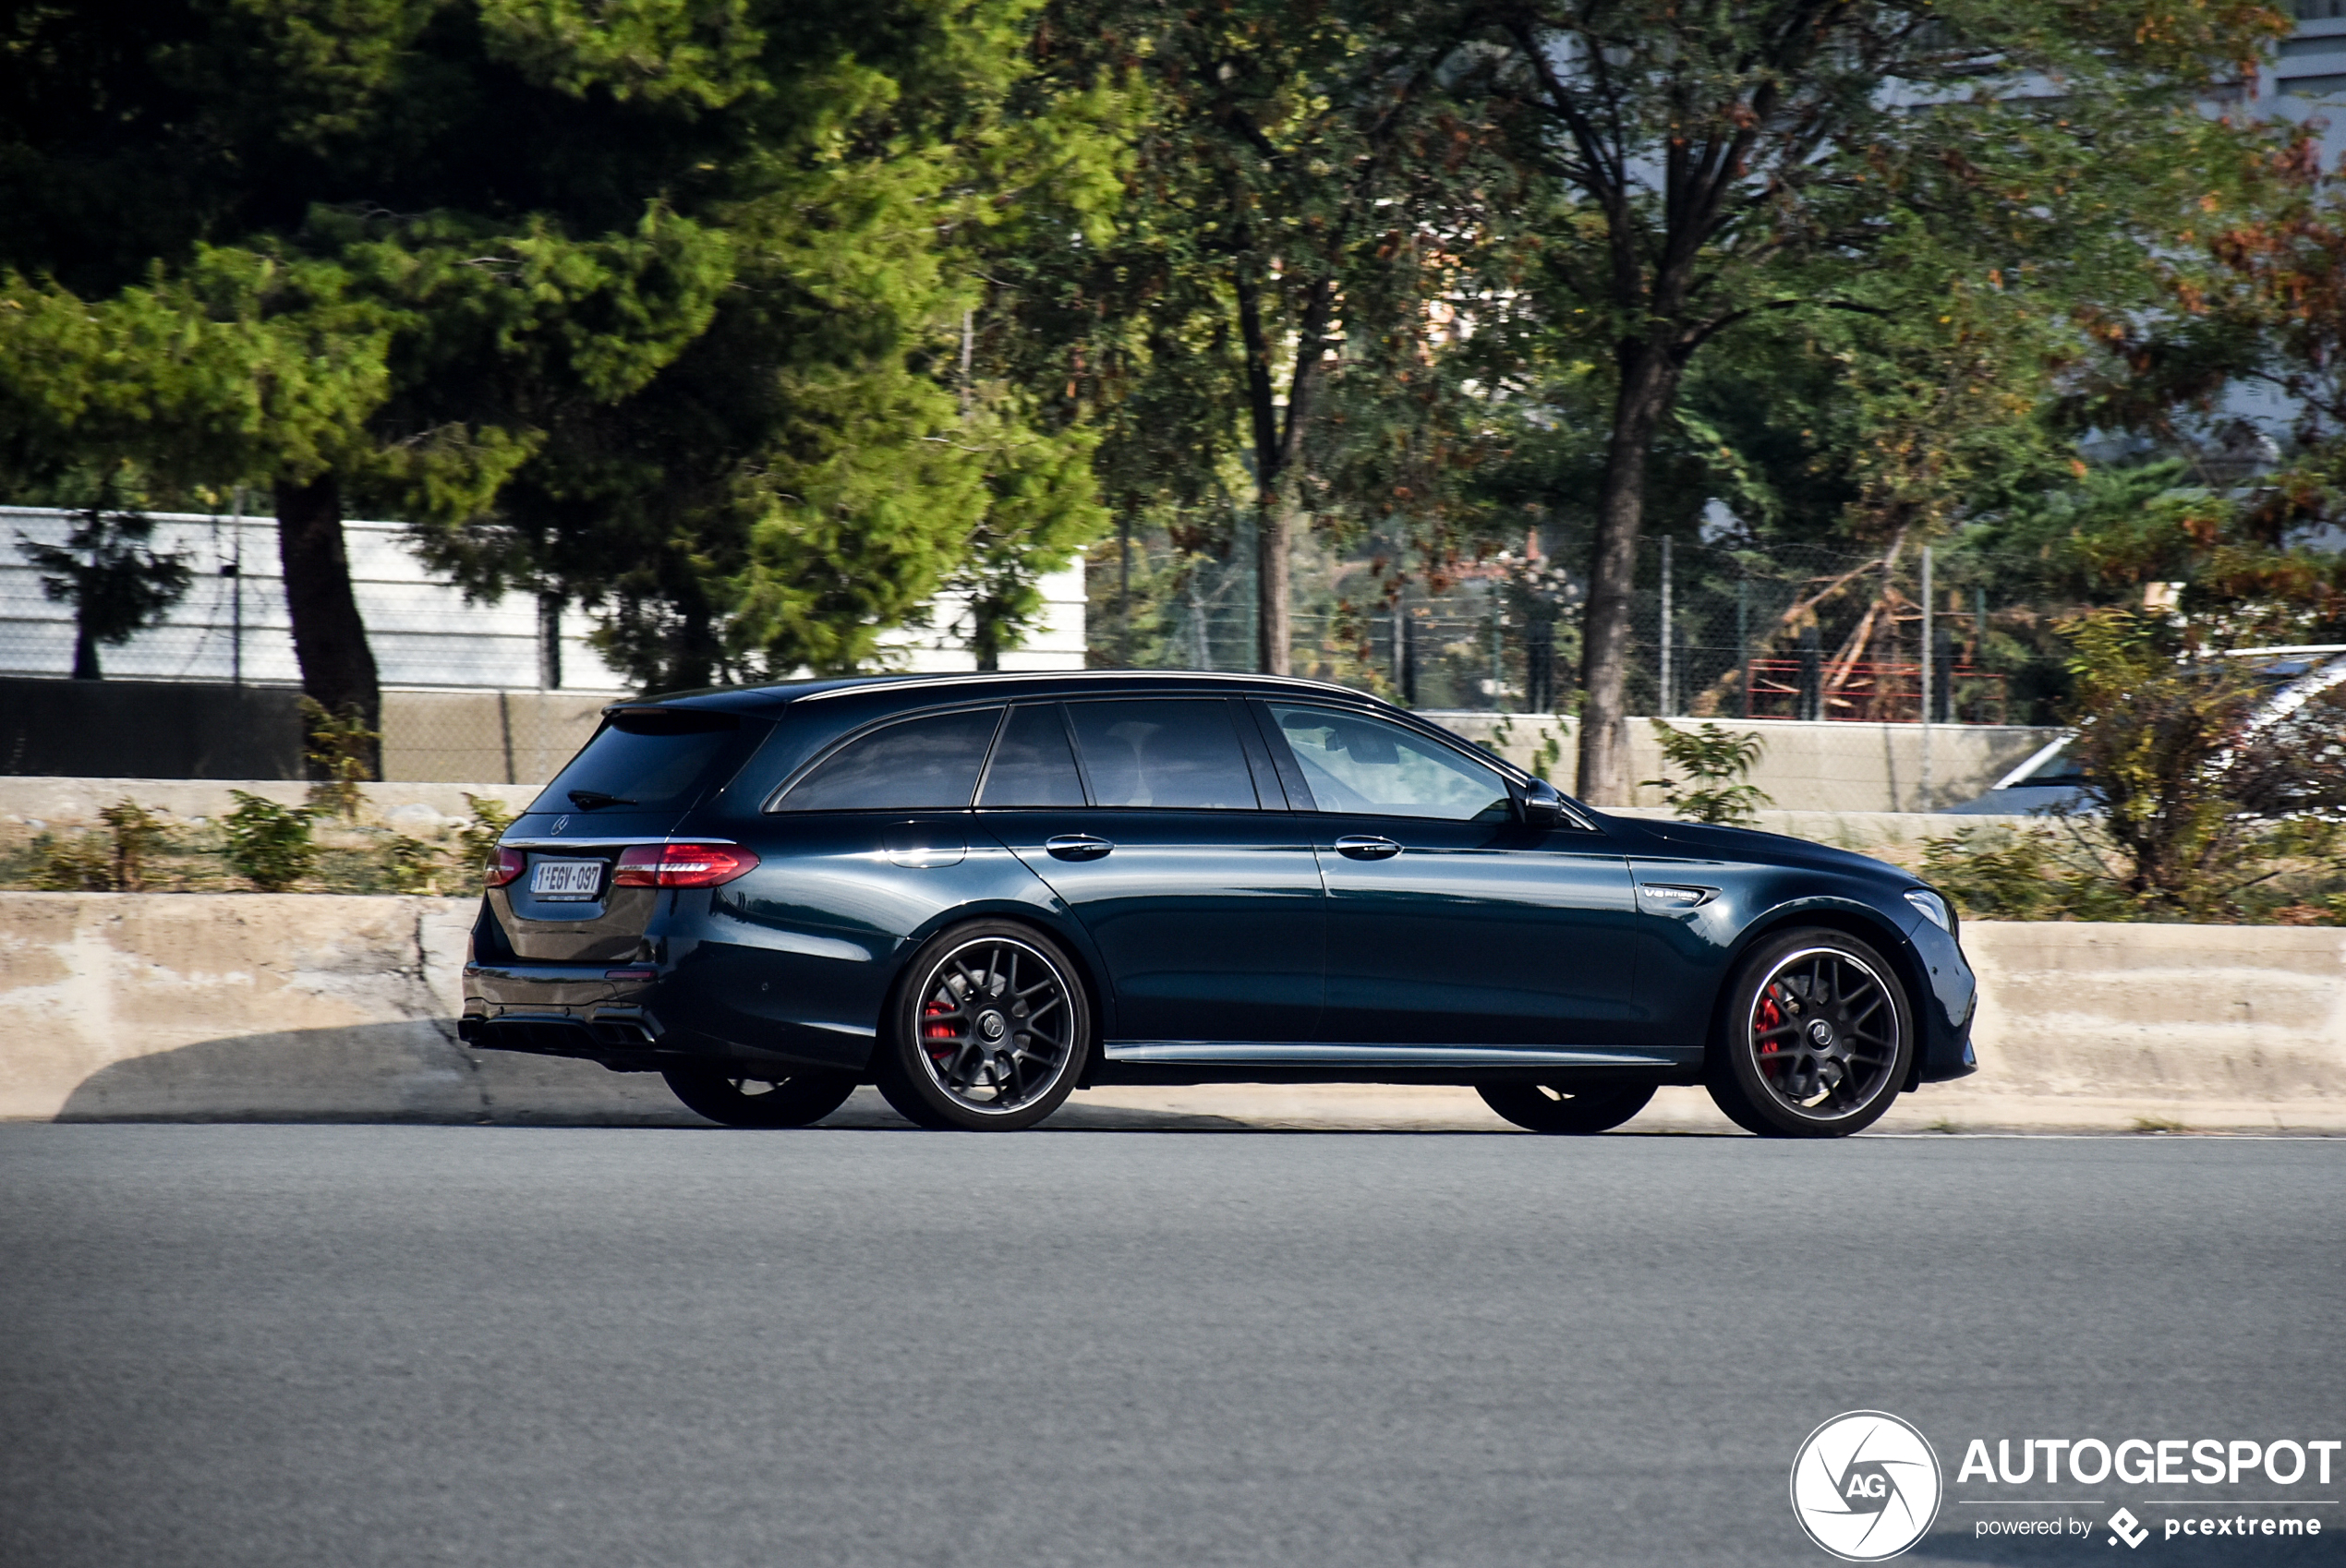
{"left": 1703, "top": 899, "right": 1929, "bottom": 1088}
{"left": 876, "top": 902, "right": 1111, "bottom": 1086}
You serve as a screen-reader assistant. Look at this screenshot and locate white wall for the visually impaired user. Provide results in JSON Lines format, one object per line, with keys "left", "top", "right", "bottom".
{"left": 0, "top": 507, "right": 1088, "bottom": 692}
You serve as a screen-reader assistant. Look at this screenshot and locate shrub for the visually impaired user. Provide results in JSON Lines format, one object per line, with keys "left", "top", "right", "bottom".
{"left": 381, "top": 833, "right": 446, "bottom": 895}
{"left": 96, "top": 799, "right": 167, "bottom": 891}
{"left": 223, "top": 791, "right": 316, "bottom": 891}
{"left": 2062, "top": 610, "right": 2346, "bottom": 919}
{"left": 455, "top": 793, "right": 515, "bottom": 877}
{"left": 1643, "top": 720, "right": 1772, "bottom": 826}
{"left": 300, "top": 698, "right": 379, "bottom": 819}
{"left": 30, "top": 832, "right": 114, "bottom": 890}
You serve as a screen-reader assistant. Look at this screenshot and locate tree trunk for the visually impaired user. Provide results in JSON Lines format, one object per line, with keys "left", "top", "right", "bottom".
{"left": 70, "top": 622, "right": 101, "bottom": 680}
{"left": 274, "top": 473, "right": 381, "bottom": 779}
{"left": 1234, "top": 271, "right": 1288, "bottom": 676}
{"left": 669, "top": 577, "right": 722, "bottom": 691}
{"left": 1576, "top": 344, "right": 1679, "bottom": 804}
{"left": 1257, "top": 502, "right": 1292, "bottom": 676}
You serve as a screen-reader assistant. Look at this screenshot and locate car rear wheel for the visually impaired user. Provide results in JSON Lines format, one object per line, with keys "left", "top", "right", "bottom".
{"left": 1477, "top": 1081, "right": 1655, "bottom": 1134}
{"left": 661, "top": 1065, "right": 859, "bottom": 1128}
{"left": 1706, "top": 929, "right": 1914, "bottom": 1138}
{"left": 875, "top": 922, "right": 1092, "bottom": 1131}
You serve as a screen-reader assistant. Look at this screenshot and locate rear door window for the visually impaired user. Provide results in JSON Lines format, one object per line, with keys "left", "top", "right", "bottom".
{"left": 532, "top": 708, "right": 745, "bottom": 814}
{"left": 1266, "top": 704, "right": 1512, "bottom": 821}
{"left": 978, "top": 705, "right": 1087, "bottom": 807}
{"left": 1066, "top": 699, "right": 1259, "bottom": 810}
{"left": 773, "top": 707, "right": 1004, "bottom": 811}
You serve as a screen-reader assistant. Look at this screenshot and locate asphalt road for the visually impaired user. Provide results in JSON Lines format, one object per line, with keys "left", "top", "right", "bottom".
{"left": 1, "top": 1125, "right": 2339, "bottom": 1568}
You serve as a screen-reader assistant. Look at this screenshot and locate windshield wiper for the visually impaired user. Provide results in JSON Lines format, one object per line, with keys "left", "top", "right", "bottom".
{"left": 567, "top": 789, "right": 636, "bottom": 810}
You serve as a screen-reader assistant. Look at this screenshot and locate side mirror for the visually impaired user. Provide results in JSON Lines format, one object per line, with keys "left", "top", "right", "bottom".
{"left": 1519, "top": 778, "right": 1565, "bottom": 827}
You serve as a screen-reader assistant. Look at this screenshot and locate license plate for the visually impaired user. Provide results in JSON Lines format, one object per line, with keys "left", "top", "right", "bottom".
{"left": 529, "top": 858, "right": 604, "bottom": 900}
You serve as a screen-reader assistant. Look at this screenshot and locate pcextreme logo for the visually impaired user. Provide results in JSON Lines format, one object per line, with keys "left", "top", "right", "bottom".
{"left": 1790, "top": 1411, "right": 1945, "bottom": 1562}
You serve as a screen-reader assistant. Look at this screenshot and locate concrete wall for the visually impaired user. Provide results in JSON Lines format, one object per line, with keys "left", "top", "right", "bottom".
{"left": 0, "top": 894, "right": 683, "bottom": 1124}
{"left": 1432, "top": 713, "right": 2062, "bottom": 814}
{"left": 0, "top": 776, "right": 536, "bottom": 833}
{"left": 380, "top": 689, "right": 611, "bottom": 785}
{"left": 1, "top": 893, "right": 2340, "bottom": 1129}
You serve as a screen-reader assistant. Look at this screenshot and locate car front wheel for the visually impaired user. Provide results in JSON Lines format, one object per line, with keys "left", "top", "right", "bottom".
{"left": 1706, "top": 929, "right": 1914, "bottom": 1138}
{"left": 875, "top": 922, "right": 1092, "bottom": 1131}
{"left": 661, "top": 1065, "right": 859, "bottom": 1128}
{"left": 1477, "top": 1081, "right": 1655, "bottom": 1134}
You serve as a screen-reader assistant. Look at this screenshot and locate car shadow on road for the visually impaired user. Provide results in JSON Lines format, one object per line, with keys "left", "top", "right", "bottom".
{"left": 48, "top": 1029, "right": 1753, "bottom": 1133}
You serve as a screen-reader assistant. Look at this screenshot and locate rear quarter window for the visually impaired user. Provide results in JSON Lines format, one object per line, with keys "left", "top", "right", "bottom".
{"left": 773, "top": 707, "right": 1005, "bottom": 811}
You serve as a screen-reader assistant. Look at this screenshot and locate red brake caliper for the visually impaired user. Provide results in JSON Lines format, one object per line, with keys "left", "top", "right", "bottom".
{"left": 923, "top": 994, "right": 958, "bottom": 1059}
{"left": 1755, "top": 990, "right": 1784, "bottom": 1075}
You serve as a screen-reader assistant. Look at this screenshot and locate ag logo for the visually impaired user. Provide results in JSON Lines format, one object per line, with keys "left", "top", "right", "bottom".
{"left": 1790, "top": 1411, "right": 1942, "bottom": 1562}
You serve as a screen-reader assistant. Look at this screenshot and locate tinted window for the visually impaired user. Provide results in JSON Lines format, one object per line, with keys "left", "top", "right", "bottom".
{"left": 776, "top": 707, "right": 1003, "bottom": 811}
{"left": 1067, "top": 699, "right": 1259, "bottom": 810}
{"left": 979, "top": 705, "right": 1087, "bottom": 807}
{"left": 1268, "top": 705, "right": 1511, "bottom": 821}
{"left": 532, "top": 709, "right": 743, "bottom": 813}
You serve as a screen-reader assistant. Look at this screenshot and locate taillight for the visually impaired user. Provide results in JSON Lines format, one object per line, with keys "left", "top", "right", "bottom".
{"left": 486, "top": 847, "right": 526, "bottom": 888}
{"left": 612, "top": 843, "right": 758, "bottom": 888}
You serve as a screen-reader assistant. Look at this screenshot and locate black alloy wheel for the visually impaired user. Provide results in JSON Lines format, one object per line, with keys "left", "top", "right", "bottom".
{"left": 876, "top": 922, "right": 1092, "bottom": 1131}
{"left": 1477, "top": 1081, "right": 1656, "bottom": 1134}
{"left": 660, "top": 1065, "right": 859, "bottom": 1128}
{"left": 1707, "top": 928, "right": 1914, "bottom": 1138}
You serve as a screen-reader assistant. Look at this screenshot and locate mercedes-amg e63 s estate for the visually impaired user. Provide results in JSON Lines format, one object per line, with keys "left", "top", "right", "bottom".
{"left": 460, "top": 671, "right": 1977, "bottom": 1136}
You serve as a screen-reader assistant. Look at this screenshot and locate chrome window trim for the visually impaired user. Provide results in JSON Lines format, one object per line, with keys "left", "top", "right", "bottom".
{"left": 787, "top": 669, "right": 1361, "bottom": 705}
{"left": 500, "top": 836, "right": 740, "bottom": 850}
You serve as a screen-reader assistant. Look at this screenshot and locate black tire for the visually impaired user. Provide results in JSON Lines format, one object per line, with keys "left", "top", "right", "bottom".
{"left": 1477, "top": 1080, "right": 1656, "bottom": 1134}
{"left": 1706, "top": 928, "right": 1915, "bottom": 1138}
{"left": 661, "top": 1064, "right": 859, "bottom": 1128}
{"left": 874, "top": 921, "right": 1093, "bottom": 1131}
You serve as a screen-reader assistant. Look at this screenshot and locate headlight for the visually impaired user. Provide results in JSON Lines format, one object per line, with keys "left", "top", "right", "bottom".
{"left": 1904, "top": 888, "right": 1952, "bottom": 932}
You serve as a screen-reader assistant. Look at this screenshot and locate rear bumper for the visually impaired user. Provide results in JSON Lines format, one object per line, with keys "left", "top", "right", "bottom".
{"left": 461, "top": 961, "right": 854, "bottom": 1075}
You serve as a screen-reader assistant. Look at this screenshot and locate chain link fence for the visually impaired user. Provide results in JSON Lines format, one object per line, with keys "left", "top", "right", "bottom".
{"left": 1093, "top": 531, "right": 2072, "bottom": 810}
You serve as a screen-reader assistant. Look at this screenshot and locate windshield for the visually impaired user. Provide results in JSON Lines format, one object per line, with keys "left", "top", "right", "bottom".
{"left": 531, "top": 709, "right": 747, "bottom": 814}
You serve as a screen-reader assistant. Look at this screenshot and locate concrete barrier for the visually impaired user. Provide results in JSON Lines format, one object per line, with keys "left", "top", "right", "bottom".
{"left": 1, "top": 894, "right": 2340, "bottom": 1130}
{"left": 1433, "top": 712, "right": 2063, "bottom": 814}
{"left": 0, "top": 777, "right": 535, "bottom": 832}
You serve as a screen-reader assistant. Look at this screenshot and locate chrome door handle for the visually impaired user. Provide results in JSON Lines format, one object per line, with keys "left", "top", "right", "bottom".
{"left": 1045, "top": 834, "right": 1114, "bottom": 862}
{"left": 1335, "top": 836, "right": 1401, "bottom": 861}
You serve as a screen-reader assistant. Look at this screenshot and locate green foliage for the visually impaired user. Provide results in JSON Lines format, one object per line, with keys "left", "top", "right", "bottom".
{"left": 30, "top": 833, "right": 115, "bottom": 892}
{"left": 1917, "top": 827, "right": 2132, "bottom": 923}
{"left": 96, "top": 800, "right": 168, "bottom": 892}
{"left": 25, "top": 799, "right": 172, "bottom": 891}
{"left": 2056, "top": 610, "right": 2346, "bottom": 918}
{"left": 298, "top": 699, "right": 379, "bottom": 817}
{"left": 223, "top": 791, "right": 318, "bottom": 892}
{"left": 1643, "top": 721, "right": 1772, "bottom": 828}
{"left": 381, "top": 833, "right": 446, "bottom": 895}
{"left": 455, "top": 793, "right": 516, "bottom": 876}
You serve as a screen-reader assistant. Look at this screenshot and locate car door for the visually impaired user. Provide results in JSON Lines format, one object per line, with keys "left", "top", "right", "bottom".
{"left": 1257, "top": 700, "right": 1639, "bottom": 1048}
{"left": 978, "top": 697, "right": 1324, "bottom": 1045}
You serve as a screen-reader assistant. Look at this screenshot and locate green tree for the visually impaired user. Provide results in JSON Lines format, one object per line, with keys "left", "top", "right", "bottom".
{"left": 1449, "top": 0, "right": 2283, "bottom": 802}
{"left": 1019, "top": 0, "right": 1503, "bottom": 674}
{"left": 396, "top": 1, "right": 1123, "bottom": 688}
{"left": 6, "top": 2, "right": 1025, "bottom": 748}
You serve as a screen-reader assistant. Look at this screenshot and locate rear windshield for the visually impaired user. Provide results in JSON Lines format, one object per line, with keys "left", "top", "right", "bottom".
{"left": 531, "top": 709, "right": 746, "bottom": 814}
